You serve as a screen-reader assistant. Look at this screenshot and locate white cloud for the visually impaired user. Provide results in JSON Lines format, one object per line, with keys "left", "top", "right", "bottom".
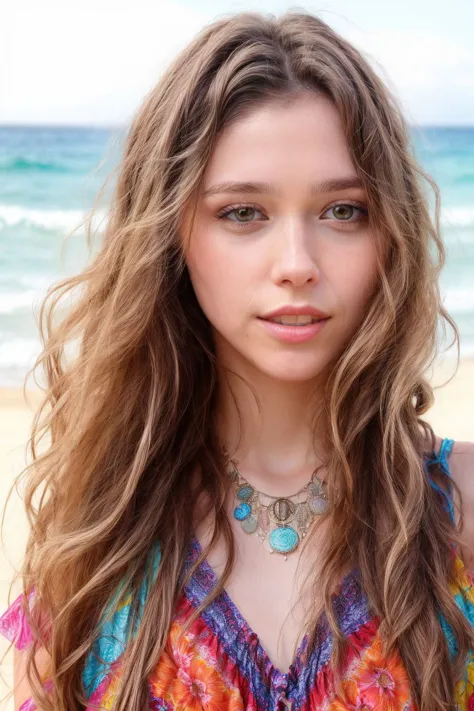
{"left": 343, "top": 26, "right": 474, "bottom": 124}
{"left": 2, "top": 0, "right": 473, "bottom": 125}
{"left": 1, "top": 0, "right": 206, "bottom": 125}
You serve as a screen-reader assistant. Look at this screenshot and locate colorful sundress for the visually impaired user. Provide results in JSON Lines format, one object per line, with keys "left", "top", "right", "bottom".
{"left": 1, "top": 438, "right": 473, "bottom": 710}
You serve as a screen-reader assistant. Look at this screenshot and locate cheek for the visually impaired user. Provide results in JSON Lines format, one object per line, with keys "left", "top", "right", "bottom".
{"left": 186, "top": 235, "right": 249, "bottom": 326}
{"left": 330, "top": 241, "right": 379, "bottom": 315}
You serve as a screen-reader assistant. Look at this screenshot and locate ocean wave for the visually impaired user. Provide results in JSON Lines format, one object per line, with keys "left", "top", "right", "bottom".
{"left": 452, "top": 173, "right": 474, "bottom": 186}
{"left": 443, "top": 286, "right": 474, "bottom": 315}
{"left": 0, "top": 337, "right": 41, "bottom": 369}
{"left": 0, "top": 204, "right": 108, "bottom": 233}
{"left": 0, "top": 336, "right": 80, "bottom": 385}
{"left": 441, "top": 206, "right": 474, "bottom": 228}
{"left": 0, "top": 281, "right": 86, "bottom": 314}
{"left": 0, "top": 290, "right": 44, "bottom": 314}
{"left": 0, "top": 157, "right": 71, "bottom": 173}
{"left": 16, "top": 274, "right": 57, "bottom": 291}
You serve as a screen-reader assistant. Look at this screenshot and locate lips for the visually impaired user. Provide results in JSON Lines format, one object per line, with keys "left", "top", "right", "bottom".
{"left": 266, "top": 315, "right": 323, "bottom": 326}
{"left": 258, "top": 315, "right": 329, "bottom": 343}
{"left": 260, "top": 305, "right": 330, "bottom": 321}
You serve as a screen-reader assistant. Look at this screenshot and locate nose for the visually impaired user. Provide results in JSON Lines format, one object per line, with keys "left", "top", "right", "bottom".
{"left": 270, "top": 215, "right": 320, "bottom": 287}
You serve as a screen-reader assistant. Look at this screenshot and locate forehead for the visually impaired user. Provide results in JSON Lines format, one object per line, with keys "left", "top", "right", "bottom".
{"left": 202, "top": 93, "right": 357, "bottom": 188}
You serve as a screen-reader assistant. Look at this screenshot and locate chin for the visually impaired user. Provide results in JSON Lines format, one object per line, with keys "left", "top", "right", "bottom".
{"left": 254, "top": 356, "right": 329, "bottom": 383}
{"left": 215, "top": 333, "right": 333, "bottom": 382}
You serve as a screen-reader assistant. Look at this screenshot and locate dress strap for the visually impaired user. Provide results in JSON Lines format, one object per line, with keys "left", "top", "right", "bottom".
{"left": 425, "top": 438, "right": 456, "bottom": 525}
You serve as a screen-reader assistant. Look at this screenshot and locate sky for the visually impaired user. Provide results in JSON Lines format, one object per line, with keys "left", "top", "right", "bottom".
{"left": 2, "top": 0, "right": 474, "bottom": 127}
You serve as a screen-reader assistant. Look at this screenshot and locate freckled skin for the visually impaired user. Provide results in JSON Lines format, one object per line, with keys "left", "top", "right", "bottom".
{"left": 183, "top": 93, "right": 379, "bottom": 384}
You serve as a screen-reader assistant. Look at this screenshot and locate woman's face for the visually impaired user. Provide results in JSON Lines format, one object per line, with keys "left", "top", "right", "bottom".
{"left": 182, "top": 93, "right": 379, "bottom": 383}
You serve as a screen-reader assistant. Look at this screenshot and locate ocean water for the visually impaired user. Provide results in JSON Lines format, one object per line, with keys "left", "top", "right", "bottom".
{"left": 0, "top": 125, "right": 473, "bottom": 388}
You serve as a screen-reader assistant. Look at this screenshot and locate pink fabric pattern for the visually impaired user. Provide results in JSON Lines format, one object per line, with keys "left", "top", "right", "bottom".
{"left": 0, "top": 589, "right": 36, "bottom": 650}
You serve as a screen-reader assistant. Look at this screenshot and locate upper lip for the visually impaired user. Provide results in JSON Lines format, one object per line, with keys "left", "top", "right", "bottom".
{"left": 260, "top": 305, "right": 330, "bottom": 319}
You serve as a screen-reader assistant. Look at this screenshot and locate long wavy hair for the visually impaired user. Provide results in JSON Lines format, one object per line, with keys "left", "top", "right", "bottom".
{"left": 1, "top": 9, "right": 470, "bottom": 711}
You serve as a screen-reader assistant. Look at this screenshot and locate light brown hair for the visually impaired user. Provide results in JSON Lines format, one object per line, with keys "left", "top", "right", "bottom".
{"left": 1, "top": 10, "right": 470, "bottom": 711}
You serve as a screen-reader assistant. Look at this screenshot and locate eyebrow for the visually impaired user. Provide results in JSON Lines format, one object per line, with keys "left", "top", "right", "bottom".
{"left": 201, "top": 176, "right": 365, "bottom": 198}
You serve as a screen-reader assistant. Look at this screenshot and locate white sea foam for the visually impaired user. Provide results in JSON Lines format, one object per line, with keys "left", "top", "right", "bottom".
{"left": 0, "top": 203, "right": 108, "bottom": 233}
{"left": 441, "top": 206, "right": 474, "bottom": 228}
{"left": 0, "top": 290, "right": 44, "bottom": 314}
{"left": 0, "top": 337, "right": 41, "bottom": 368}
{"left": 0, "top": 336, "right": 79, "bottom": 387}
{"left": 0, "top": 283, "right": 84, "bottom": 314}
{"left": 17, "top": 274, "right": 56, "bottom": 290}
{"left": 442, "top": 286, "right": 474, "bottom": 315}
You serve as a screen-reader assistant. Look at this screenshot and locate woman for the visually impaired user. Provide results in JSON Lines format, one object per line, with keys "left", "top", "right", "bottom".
{"left": 1, "top": 9, "right": 473, "bottom": 711}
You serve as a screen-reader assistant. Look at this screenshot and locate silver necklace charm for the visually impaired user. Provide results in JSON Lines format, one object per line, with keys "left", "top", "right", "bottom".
{"left": 224, "top": 451, "right": 329, "bottom": 560}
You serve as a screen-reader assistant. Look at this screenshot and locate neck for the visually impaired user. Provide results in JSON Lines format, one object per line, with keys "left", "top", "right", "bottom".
{"left": 216, "top": 364, "right": 327, "bottom": 497}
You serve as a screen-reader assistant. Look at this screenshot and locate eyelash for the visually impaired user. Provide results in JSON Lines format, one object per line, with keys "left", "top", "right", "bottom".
{"left": 215, "top": 200, "right": 369, "bottom": 229}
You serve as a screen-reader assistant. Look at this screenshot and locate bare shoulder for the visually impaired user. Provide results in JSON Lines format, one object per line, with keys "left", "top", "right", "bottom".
{"left": 449, "top": 439, "right": 474, "bottom": 484}
{"left": 13, "top": 643, "right": 51, "bottom": 710}
{"left": 444, "top": 438, "right": 474, "bottom": 570}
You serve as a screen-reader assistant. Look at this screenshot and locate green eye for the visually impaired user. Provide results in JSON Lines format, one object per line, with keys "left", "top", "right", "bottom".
{"left": 231, "top": 207, "right": 259, "bottom": 222}
{"left": 323, "top": 202, "right": 368, "bottom": 222}
{"left": 217, "top": 205, "right": 264, "bottom": 223}
{"left": 333, "top": 205, "right": 354, "bottom": 220}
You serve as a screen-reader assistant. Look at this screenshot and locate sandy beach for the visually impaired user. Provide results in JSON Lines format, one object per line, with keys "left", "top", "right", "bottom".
{"left": 0, "top": 361, "right": 472, "bottom": 708}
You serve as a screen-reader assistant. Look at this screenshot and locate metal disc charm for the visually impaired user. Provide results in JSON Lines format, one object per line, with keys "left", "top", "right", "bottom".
{"left": 269, "top": 526, "right": 299, "bottom": 554}
{"left": 270, "top": 498, "right": 295, "bottom": 523}
{"left": 308, "top": 496, "right": 328, "bottom": 514}
{"left": 241, "top": 515, "right": 258, "bottom": 534}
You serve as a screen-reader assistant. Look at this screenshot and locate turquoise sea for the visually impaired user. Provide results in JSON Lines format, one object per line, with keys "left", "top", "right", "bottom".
{"left": 0, "top": 125, "right": 473, "bottom": 388}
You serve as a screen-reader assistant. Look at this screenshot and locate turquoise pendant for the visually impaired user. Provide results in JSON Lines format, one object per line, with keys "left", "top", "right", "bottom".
{"left": 234, "top": 502, "right": 251, "bottom": 521}
{"left": 237, "top": 485, "right": 254, "bottom": 501}
{"left": 269, "top": 526, "right": 299, "bottom": 554}
{"left": 241, "top": 515, "right": 258, "bottom": 534}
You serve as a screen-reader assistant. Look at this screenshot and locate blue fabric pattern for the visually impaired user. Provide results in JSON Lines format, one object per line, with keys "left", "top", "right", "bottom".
{"left": 425, "top": 438, "right": 473, "bottom": 663}
{"left": 425, "top": 438, "right": 456, "bottom": 524}
{"left": 82, "top": 539, "right": 162, "bottom": 697}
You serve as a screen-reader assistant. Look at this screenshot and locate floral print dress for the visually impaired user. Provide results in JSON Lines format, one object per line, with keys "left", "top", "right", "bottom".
{"left": 1, "top": 438, "right": 473, "bottom": 710}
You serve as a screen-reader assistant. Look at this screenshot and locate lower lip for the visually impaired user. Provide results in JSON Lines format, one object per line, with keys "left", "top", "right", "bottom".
{"left": 258, "top": 317, "right": 330, "bottom": 343}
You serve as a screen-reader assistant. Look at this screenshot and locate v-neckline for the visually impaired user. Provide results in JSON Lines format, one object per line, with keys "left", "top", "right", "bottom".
{"left": 184, "top": 532, "right": 361, "bottom": 685}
